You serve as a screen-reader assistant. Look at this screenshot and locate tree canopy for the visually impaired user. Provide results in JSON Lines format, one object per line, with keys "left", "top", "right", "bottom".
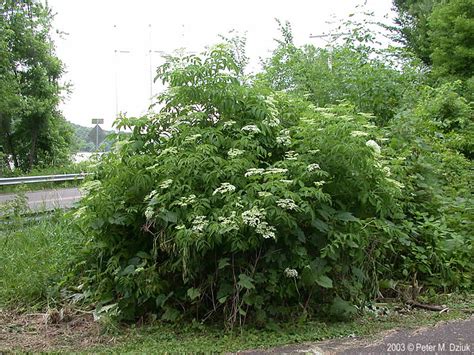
{"left": 392, "top": 0, "right": 474, "bottom": 88}
{"left": 0, "top": 0, "right": 72, "bottom": 173}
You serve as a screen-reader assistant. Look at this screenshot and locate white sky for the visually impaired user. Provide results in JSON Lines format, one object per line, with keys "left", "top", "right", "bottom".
{"left": 46, "top": 0, "right": 395, "bottom": 130}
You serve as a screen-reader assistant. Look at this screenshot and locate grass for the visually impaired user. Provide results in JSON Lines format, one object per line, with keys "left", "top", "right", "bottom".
{"left": 94, "top": 298, "right": 473, "bottom": 353}
{"left": 0, "top": 211, "right": 85, "bottom": 310}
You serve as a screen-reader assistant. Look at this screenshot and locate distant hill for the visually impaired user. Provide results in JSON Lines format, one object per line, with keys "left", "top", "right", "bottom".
{"left": 70, "top": 123, "right": 114, "bottom": 152}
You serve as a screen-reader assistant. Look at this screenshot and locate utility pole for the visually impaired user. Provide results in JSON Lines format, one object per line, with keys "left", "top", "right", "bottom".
{"left": 309, "top": 32, "right": 349, "bottom": 70}
{"left": 148, "top": 24, "right": 166, "bottom": 105}
{"left": 113, "top": 24, "right": 131, "bottom": 121}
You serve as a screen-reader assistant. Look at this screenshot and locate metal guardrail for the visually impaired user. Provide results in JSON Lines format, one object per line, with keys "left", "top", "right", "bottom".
{"left": 0, "top": 173, "right": 91, "bottom": 186}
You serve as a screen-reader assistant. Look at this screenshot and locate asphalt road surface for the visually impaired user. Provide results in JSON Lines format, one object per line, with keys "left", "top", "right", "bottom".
{"left": 0, "top": 187, "right": 82, "bottom": 212}
{"left": 242, "top": 316, "right": 473, "bottom": 354}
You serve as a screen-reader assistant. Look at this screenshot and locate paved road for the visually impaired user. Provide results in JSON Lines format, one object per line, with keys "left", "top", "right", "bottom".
{"left": 0, "top": 188, "right": 82, "bottom": 211}
{"left": 242, "top": 316, "right": 473, "bottom": 354}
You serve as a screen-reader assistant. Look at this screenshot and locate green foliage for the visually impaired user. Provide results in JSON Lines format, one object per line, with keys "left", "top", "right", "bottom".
{"left": 260, "top": 22, "right": 423, "bottom": 123}
{"left": 428, "top": 0, "right": 474, "bottom": 81}
{"left": 392, "top": 0, "right": 440, "bottom": 65}
{"left": 262, "top": 21, "right": 473, "bottom": 294}
{"left": 392, "top": 0, "right": 474, "bottom": 92}
{"left": 412, "top": 82, "right": 473, "bottom": 158}
{"left": 74, "top": 46, "right": 408, "bottom": 325}
{"left": 0, "top": 0, "right": 72, "bottom": 173}
{"left": 0, "top": 212, "right": 85, "bottom": 308}
{"left": 383, "top": 82, "right": 473, "bottom": 290}
{"left": 68, "top": 17, "right": 472, "bottom": 328}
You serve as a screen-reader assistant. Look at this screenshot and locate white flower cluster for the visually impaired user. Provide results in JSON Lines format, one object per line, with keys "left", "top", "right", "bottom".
{"left": 255, "top": 221, "right": 276, "bottom": 239}
{"left": 351, "top": 130, "right": 369, "bottom": 137}
{"left": 276, "top": 129, "right": 291, "bottom": 146}
{"left": 321, "top": 111, "right": 336, "bottom": 118}
{"left": 241, "top": 206, "right": 265, "bottom": 227}
{"left": 175, "top": 224, "right": 185, "bottom": 230}
{"left": 184, "top": 134, "right": 202, "bottom": 143}
{"left": 263, "top": 116, "right": 280, "bottom": 127}
{"left": 307, "top": 163, "right": 320, "bottom": 172}
{"left": 213, "top": 182, "right": 236, "bottom": 196}
{"left": 263, "top": 168, "right": 288, "bottom": 175}
{"left": 366, "top": 140, "right": 381, "bottom": 154}
{"left": 176, "top": 194, "right": 196, "bottom": 207}
{"left": 276, "top": 198, "right": 299, "bottom": 211}
{"left": 242, "top": 207, "right": 276, "bottom": 239}
{"left": 258, "top": 191, "right": 272, "bottom": 198}
{"left": 386, "top": 178, "right": 405, "bottom": 189}
{"left": 245, "top": 168, "right": 265, "bottom": 177}
{"left": 144, "top": 189, "right": 158, "bottom": 201}
{"left": 285, "top": 151, "right": 298, "bottom": 160}
{"left": 145, "top": 206, "right": 154, "bottom": 220}
{"left": 159, "top": 131, "right": 172, "bottom": 139}
{"left": 284, "top": 268, "right": 298, "bottom": 278}
{"left": 314, "top": 180, "right": 326, "bottom": 187}
{"left": 228, "top": 148, "right": 245, "bottom": 158}
{"left": 245, "top": 167, "right": 288, "bottom": 178}
{"left": 280, "top": 179, "right": 293, "bottom": 184}
{"left": 308, "top": 149, "right": 320, "bottom": 154}
{"left": 218, "top": 211, "right": 238, "bottom": 231}
{"left": 241, "top": 125, "right": 261, "bottom": 134}
{"left": 159, "top": 147, "right": 178, "bottom": 156}
{"left": 192, "top": 215, "right": 208, "bottom": 233}
{"left": 223, "top": 120, "right": 236, "bottom": 129}
{"left": 159, "top": 179, "right": 173, "bottom": 189}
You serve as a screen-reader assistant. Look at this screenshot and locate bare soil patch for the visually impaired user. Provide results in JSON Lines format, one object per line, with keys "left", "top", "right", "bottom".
{"left": 0, "top": 309, "right": 113, "bottom": 352}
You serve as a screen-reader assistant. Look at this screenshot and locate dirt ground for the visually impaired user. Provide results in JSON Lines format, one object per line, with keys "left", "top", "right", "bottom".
{"left": 0, "top": 309, "right": 113, "bottom": 352}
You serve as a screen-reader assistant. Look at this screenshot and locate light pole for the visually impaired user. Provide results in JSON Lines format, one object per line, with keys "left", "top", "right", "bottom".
{"left": 113, "top": 24, "right": 131, "bottom": 121}
{"left": 148, "top": 24, "right": 166, "bottom": 105}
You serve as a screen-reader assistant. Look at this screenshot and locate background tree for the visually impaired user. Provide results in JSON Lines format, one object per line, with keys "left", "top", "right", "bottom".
{"left": 392, "top": 0, "right": 474, "bottom": 91}
{"left": 392, "top": 0, "right": 439, "bottom": 65}
{"left": 428, "top": 0, "right": 474, "bottom": 82}
{"left": 0, "top": 0, "right": 72, "bottom": 173}
{"left": 259, "top": 21, "right": 424, "bottom": 124}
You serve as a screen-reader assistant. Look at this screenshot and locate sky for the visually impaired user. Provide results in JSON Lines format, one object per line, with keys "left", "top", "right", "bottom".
{"left": 46, "top": 0, "right": 395, "bottom": 130}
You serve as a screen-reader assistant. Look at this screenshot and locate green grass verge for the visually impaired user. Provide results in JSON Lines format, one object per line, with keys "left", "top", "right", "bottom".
{"left": 0, "top": 212, "right": 84, "bottom": 309}
{"left": 96, "top": 300, "right": 473, "bottom": 353}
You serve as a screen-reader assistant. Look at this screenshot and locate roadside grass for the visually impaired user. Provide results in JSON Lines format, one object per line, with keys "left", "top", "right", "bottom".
{"left": 0, "top": 211, "right": 84, "bottom": 310}
{"left": 95, "top": 299, "right": 473, "bottom": 353}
